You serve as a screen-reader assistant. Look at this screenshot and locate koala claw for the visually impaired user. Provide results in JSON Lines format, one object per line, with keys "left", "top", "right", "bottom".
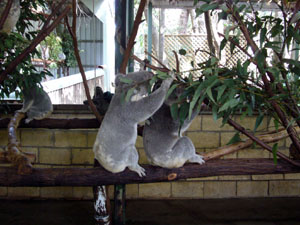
{"left": 189, "top": 155, "right": 205, "bottom": 165}
{"left": 130, "top": 164, "right": 146, "bottom": 177}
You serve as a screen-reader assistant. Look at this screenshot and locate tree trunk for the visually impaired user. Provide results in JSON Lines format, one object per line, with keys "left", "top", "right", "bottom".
{"left": 178, "top": 9, "right": 189, "bottom": 34}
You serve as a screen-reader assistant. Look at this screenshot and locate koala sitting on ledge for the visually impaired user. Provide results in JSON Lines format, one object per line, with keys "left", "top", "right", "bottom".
{"left": 143, "top": 94, "right": 205, "bottom": 169}
{"left": 93, "top": 71, "right": 173, "bottom": 177}
{"left": 18, "top": 85, "right": 53, "bottom": 123}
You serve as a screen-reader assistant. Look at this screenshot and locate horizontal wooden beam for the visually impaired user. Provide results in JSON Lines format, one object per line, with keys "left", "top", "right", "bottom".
{"left": 0, "top": 159, "right": 299, "bottom": 187}
{"left": 0, "top": 118, "right": 100, "bottom": 129}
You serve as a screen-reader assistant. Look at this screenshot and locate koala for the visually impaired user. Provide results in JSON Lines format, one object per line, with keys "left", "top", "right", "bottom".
{"left": 143, "top": 92, "right": 205, "bottom": 169}
{"left": 19, "top": 85, "right": 53, "bottom": 123}
{"left": 83, "top": 86, "right": 113, "bottom": 116}
{"left": 93, "top": 71, "right": 173, "bottom": 177}
{"left": 0, "top": 0, "right": 20, "bottom": 34}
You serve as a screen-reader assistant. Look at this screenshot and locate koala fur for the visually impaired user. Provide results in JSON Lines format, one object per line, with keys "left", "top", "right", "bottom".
{"left": 19, "top": 86, "right": 53, "bottom": 123}
{"left": 83, "top": 86, "right": 113, "bottom": 116}
{"left": 93, "top": 71, "right": 173, "bottom": 177}
{"left": 143, "top": 100, "right": 205, "bottom": 169}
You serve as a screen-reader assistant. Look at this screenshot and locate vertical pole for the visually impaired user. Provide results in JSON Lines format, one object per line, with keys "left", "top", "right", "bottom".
{"left": 114, "top": 1, "right": 127, "bottom": 224}
{"left": 147, "top": 1, "right": 153, "bottom": 68}
{"left": 127, "top": 0, "right": 134, "bottom": 72}
{"left": 158, "top": 8, "right": 165, "bottom": 63}
{"left": 93, "top": 160, "right": 111, "bottom": 225}
{"left": 115, "top": 0, "right": 127, "bottom": 73}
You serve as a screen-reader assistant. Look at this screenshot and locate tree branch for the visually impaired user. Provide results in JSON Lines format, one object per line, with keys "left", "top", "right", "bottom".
{"left": 0, "top": 0, "right": 13, "bottom": 31}
{"left": 0, "top": 159, "right": 298, "bottom": 187}
{"left": 119, "top": 0, "right": 147, "bottom": 74}
{"left": 132, "top": 54, "right": 170, "bottom": 72}
{"left": 65, "top": 8, "right": 103, "bottom": 123}
{"left": 0, "top": 4, "right": 71, "bottom": 85}
{"left": 204, "top": 126, "right": 300, "bottom": 161}
{"left": 6, "top": 112, "right": 36, "bottom": 174}
{"left": 227, "top": 118, "right": 300, "bottom": 167}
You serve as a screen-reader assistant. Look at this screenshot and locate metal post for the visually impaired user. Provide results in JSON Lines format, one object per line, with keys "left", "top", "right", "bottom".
{"left": 93, "top": 160, "right": 111, "bottom": 225}
{"left": 147, "top": 1, "right": 153, "bottom": 68}
{"left": 115, "top": 0, "right": 127, "bottom": 73}
{"left": 127, "top": 0, "right": 134, "bottom": 72}
{"left": 114, "top": 0, "right": 127, "bottom": 224}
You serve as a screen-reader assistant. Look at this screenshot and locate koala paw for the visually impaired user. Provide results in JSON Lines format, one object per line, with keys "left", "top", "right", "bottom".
{"left": 129, "top": 164, "right": 146, "bottom": 177}
{"left": 189, "top": 154, "right": 205, "bottom": 165}
{"left": 25, "top": 118, "right": 33, "bottom": 124}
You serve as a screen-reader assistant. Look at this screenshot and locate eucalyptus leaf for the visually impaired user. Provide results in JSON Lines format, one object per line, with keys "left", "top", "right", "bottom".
{"left": 254, "top": 112, "right": 264, "bottom": 132}
{"left": 170, "top": 103, "right": 179, "bottom": 121}
{"left": 119, "top": 77, "right": 133, "bottom": 84}
{"left": 165, "top": 84, "right": 179, "bottom": 100}
{"left": 125, "top": 87, "right": 135, "bottom": 102}
{"left": 227, "top": 132, "right": 242, "bottom": 145}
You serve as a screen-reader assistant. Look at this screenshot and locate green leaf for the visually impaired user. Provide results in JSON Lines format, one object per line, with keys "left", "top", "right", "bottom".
{"left": 157, "top": 71, "right": 170, "bottom": 79}
{"left": 227, "top": 132, "right": 242, "bottom": 145}
{"left": 216, "top": 85, "right": 227, "bottom": 101}
{"left": 254, "top": 112, "right": 264, "bottom": 132}
{"left": 188, "top": 83, "right": 203, "bottom": 119}
{"left": 179, "top": 49, "right": 187, "bottom": 55}
{"left": 165, "top": 83, "right": 178, "bottom": 100}
{"left": 260, "top": 27, "right": 267, "bottom": 48}
{"left": 218, "top": 99, "right": 239, "bottom": 112}
{"left": 206, "top": 88, "right": 215, "bottom": 104}
{"left": 200, "top": 3, "right": 219, "bottom": 12}
{"left": 179, "top": 102, "right": 189, "bottom": 126}
{"left": 272, "top": 143, "right": 278, "bottom": 165}
{"left": 212, "top": 105, "right": 218, "bottom": 121}
{"left": 119, "top": 77, "right": 133, "bottom": 84}
{"left": 125, "top": 87, "right": 135, "bottom": 102}
{"left": 220, "top": 38, "right": 227, "bottom": 53}
{"left": 170, "top": 103, "right": 179, "bottom": 120}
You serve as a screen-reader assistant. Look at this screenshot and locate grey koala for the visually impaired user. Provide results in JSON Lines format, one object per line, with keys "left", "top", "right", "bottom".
{"left": 143, "top": 94, "right": 205, "bottom": 169}
{"left": 19, "top": 86, "right": 53, "bottom": 123}
{"left": 93, "top": 71, "right": 173, "bottom": 177}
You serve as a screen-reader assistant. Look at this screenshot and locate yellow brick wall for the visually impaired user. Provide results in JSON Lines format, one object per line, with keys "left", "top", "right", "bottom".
{"left": 0, "top": 113, "right": 299, "bottom": 200}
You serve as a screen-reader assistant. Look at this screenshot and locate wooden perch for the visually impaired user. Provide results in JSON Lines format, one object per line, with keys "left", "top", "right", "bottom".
{"left": 6, "top": 112, "right": 35, "bottom": 174}
{"left": 0, "top": 118, "right": 100, "bottom": 129}
{"left": 0, "top": 159, "right": 299, "bottom": 187}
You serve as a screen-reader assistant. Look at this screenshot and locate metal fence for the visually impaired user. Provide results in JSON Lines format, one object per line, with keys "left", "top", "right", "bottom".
{"left": 145, "top": 34, "right": 248, "bottom": 76}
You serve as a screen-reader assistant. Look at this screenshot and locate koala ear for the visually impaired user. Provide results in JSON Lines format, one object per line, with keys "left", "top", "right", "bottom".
{"left": 115, "top": 74, "right": 125, "bottom": 87}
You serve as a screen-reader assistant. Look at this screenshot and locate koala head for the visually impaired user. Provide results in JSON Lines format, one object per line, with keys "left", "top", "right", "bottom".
{"left": 115, "top": 71, "right": 154, "bottom": 96}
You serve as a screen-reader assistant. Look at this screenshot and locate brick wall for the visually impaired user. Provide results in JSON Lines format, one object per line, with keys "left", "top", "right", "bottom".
{"left": 0, "top": 113, "right": 299, "bottom": 200}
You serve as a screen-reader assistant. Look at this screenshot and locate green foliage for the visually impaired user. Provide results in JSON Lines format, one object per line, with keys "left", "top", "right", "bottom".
{"left": 180, "top": 0, "right": 300, "bottom": 134}
{"left": 0, "top": 0, "right": 52, "bottom": 100}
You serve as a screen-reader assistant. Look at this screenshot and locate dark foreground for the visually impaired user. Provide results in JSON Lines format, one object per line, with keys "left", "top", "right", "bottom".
{"left": 0, "top": 198, "right": 299, "bottom": 225}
